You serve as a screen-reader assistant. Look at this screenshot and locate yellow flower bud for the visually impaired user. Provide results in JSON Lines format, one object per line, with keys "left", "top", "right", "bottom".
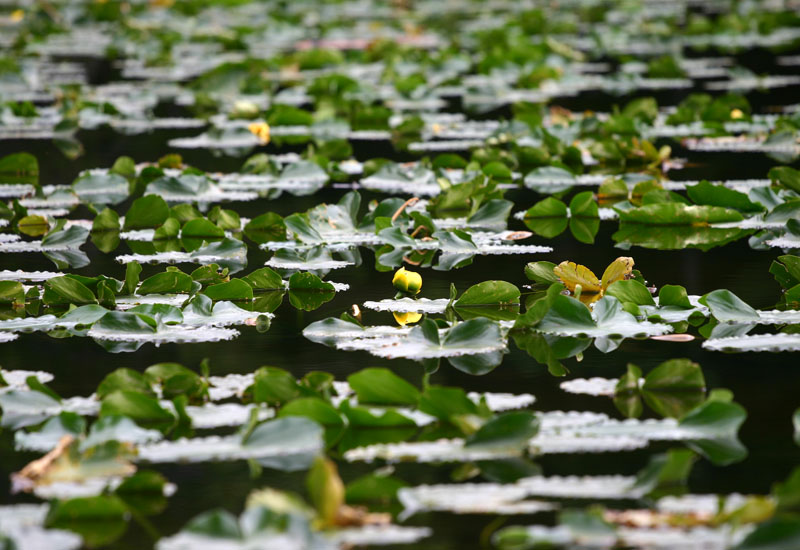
{"left": 392, "top": 267, "right": 422, "bottom": 295}
{"left": 248, "top": 122, "right": 271, "bottom": 144}
{"left": 393, "top": 311, "right": 422, "bottom": 326}
{"left": 730, "top": 108, "right": 744, "bottom": 120}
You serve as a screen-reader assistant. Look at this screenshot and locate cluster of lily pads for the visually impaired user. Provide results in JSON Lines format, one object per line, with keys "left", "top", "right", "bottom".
{"left": 2, "top": 0, "right": 800, "bottom": 548}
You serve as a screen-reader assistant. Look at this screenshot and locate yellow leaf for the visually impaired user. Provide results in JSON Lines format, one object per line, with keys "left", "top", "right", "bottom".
{"left": 578, "top": 292, "right": 604, "bottom": 305}
{"left": 600, "top": 256, "right": 634, "bottom": 290}
{"left": 307, "top": 457, "right": 344, "bottom": 528}
{"left": 553, "top": 261, "right": 602, "bottom": 294}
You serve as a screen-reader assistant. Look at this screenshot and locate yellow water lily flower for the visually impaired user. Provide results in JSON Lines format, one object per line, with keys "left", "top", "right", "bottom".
{"left": 10, "top": 9, "right": 24, "bottom": 22}
{"left": 730, "top": 108, "right": 744, "bottom": 119}
{"left": 392, "top": 267, "right": 422, "bottom": 295}
{"left": 248, "top": 122, "right": 271, "bottom": 144}
{"left": 393, "top": 311, "right": 422, "bottom": 326}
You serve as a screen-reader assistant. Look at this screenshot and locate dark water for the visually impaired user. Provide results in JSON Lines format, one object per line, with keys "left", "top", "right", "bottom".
{"left": 2, "top": 53, "right": 800, "bottom": 549}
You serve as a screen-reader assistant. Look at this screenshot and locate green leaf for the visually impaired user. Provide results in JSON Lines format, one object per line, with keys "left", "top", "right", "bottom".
{"left": 110, "top": 156, "right": 136, "bottom": 179}
{"left": 524, "top": 166, "right": 575, "bottom": 192}
{"left": 774, "top": 466, "right": 800, "bottom": 512}
{"left": 687, "top": 180, "right": 764, "bottom": 213}
{"left": 191, "top": 264, "right": 228, "bottom": 286}
{"left": 116, "top": 469, "right": 167, "bottom": 496}
{"left": 465, "top": 411, "right": 540, "bottom": 450}
{"left": 613, "top": 223, "right": 748, "bottom": 251}
{"left": 124, "top": 262, "right": 142, "bottom": 295}
{"left": 144, "top": 363, "right": 205, "bottom": 402}
{"left": 171, "top": 203, "right": 203, "bottom": 223}
{"left": 92, "top": 208, "right": 120, "bottom": 232}
{"left": 569, "top": 217, "right": 600, "bottom": 244}
{"left": 208, "top": 206, "right": 241, "bottom": 230}
{"left": 93, "top": 311, "right": 157, "bottom": 333}
{"left": 182, "top": 218, "right": 225, "bottom": 240}
{"left": 26, "top": 375, "right": 61, "bottom": 402}
{"left": 735, "top": 518, "right": 800, "bottom": 550}
{"left": 642, "top": 359, "right": 706, "bottom": 418}
{"left": 72, "top": 173, "right": 129, "bottom": 205}
{"left": 453, "top": 280, "right": 521, "bottom": 321}
{"left": 455, "top": 281, "right": 520, "bottom": 307}
{"left": 524, "top": 261, "right": 559, "bottom": 284}
{"left": 0, "top": 152, "right": 38, "bottom": 185}
{"left": 467, "top": 199, "right": 513, "bottom": 227}
{"left": 525, "top": 197, "right": 568, "bottom": 219}
{"left": 45, "top": 495, "right": 128, "bottom": 547}
{"left": 0, "top": 281, "right": 24, "bottom": 304}
{"left": 523, "top": 197, "right": 568, "bottom": 238}
{"left": 605, "top": 280, "right": 655, "bottom": 305}
{"left": 614, "top": 363, "right": 643, "bottom": 418}
{"left": 203, "top": 279, "right": 254, "bottom": 301}
{"left": 17, "top": 215, "right": 49, "bottom": 237}
{"left": 347, "top": 368, "right": 420, "bottom": 406}
{"left": 279, "top": 397, "right": 344, "bottom": 446}
{"left": 190, "top": 238, "right": 248, "bottom": 274}
{"left": 345, "top": 473, "right": 407, "bottom": 503}
{"left": 418, "top": 386, "right": 480, "bottom": 422}
{"left": 153, "top": 217, "right": 180, "bottom": 240}
{"left": 769, "top": 166, "right": 800, "bottom": 193}
{"left": 184, "top": 509, "right": 240, "bottom": 538}
{"left": 537, "top": 295, "right": 596, "bottom": 333}
{"left": 242, "top": 267, "right": 284, "bottom": 290}
{"left": 100, "top": 390, "right": 174, "bottom": 425}
{"left": 287, "top": 272, "right": 335, "bottom": 311}
{"left": 617, "top": 202, "right": 743, "bottom": 225}
{"left": 244, "top": 212, "right": 286, "bottom": 243}
{"left": 779, "top": 255, "right": 800, "bottom": 284}
{"left": 658, "top": 285, "right": 692, "bottom": 308}
{"left": 702, "top": 289, "right": 759, "bottom": 323}
{"left": 97, "top": 368, "right": 154, "bottom": 399}
{"left": 43, "top": 276, "right": 97, "bottom": 306}
{"left": 680, "top": 400, "right": 748, "bottom": 465}
{"left": 477, "top": 458, "right": 542, "bottom": 483}
{"left": 285, "top": 213, "right": 324, "bottom": 243}
{"left": 568, "top": 191, "right": 598, "bottom": 217}
{"left": 123, "top": 195, "right": 170, "bottom": 230}
{"left": 138, "top": 270, "right": 193, "bottom": 295}
{"left": 252, "top": 367, "right": 302, "bottom": 405}
{"left": 633, "top": 448, "right": 697, "bottom": 497}
{"left": 241, "top": 416, "right": 323, "bottom": 470}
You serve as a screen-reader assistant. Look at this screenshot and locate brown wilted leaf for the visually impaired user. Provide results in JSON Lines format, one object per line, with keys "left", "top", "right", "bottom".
{"left": 335, "top": 505, "right": 392, "bottom": 527}
{"left": 504, "top": 231, "right": 533, "bottom": 241}
{"left": 603, "top": 509, "right": 712, "bottom": 528}
{"left": 11, "top": 435, "right": 73, "bottom": 493}
{"left": 650, "top": 334, "right": 696, "bottom": 342}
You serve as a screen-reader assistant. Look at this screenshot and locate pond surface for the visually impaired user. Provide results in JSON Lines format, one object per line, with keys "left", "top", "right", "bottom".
{"left": 2, "top": 2, "right": 800, "bottom": 549}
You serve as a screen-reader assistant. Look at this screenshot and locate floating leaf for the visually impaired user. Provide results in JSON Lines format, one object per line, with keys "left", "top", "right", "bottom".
{"left": 123, "top": 195, "right": 170, "bottom": 230}
{"left": 347, "top": 368, "right": 420, "bottom": 407}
